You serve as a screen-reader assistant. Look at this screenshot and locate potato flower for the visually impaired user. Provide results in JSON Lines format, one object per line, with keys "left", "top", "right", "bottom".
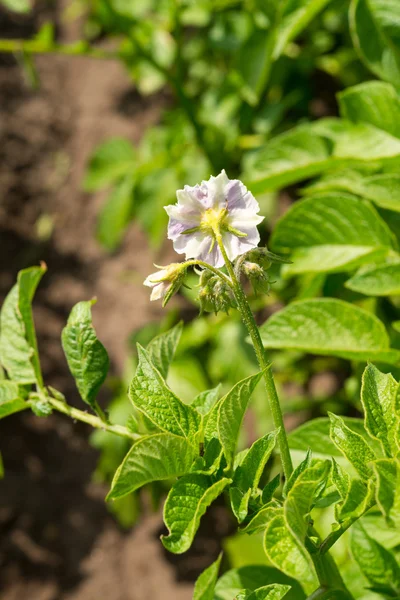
{"left": 144, "top": 263, "right": 186, "bottom": 305}
{"left": 164, "top": 170, "right": 264, "bottom": 267}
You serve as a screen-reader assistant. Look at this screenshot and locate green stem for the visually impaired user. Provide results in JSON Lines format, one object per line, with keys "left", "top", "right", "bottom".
{"left": 319, "top": 498, "right": 375, "bottom": 555}
{"left": 185, "top": 259, "right": 233, "bottom": 287}
{"left": 214, "top": 233, "right": 293, "bottom": 480}
{"left": 44, "top": 397, "right": 140, "bottom": 442}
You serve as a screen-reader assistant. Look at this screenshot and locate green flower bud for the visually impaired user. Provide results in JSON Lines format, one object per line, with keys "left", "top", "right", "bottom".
{"left": 198, "top": 275, "right": 236, "bottom": 315}
{"left": 242, "top": 261, "right": 271, "bottom": 295}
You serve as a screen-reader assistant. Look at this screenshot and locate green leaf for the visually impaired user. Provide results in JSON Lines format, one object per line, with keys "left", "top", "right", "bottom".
{"left": 162, "top": 474, "right": 231, "bottom": 553}
{"left": 233, "top": 431, "right": 278, "bottom": 496}
{"left": 129, "top": 345, "right": 201, "bottom": 438}
{"left": 237, "top": 30, "right": 274, "bottom": 105}
{"left": 146, "top": 322, "right": 183, "bottom": 379}
{"left": 259, "top": 298, "right": 400, "bottom": 363}
{"left": 107, "top": 433, "right": 197, "bottom": 500}
{"left": 191, "top": 385, "right": 221, "bottom": 416}
{"left": 331, "top": 458, "right": 350, "bottom": 501}
{"left": 193, "top": 554, "right": 222, "bottom": 600}
{"left": 245, "top": 584, "right": 291, "bottom": 600}
{"left": 360, "top": 363, "right": 399, "bottom": 456}
{"left": 0, "top": 265, "right": 46, "bottom": 385}
{"left": 241, "top": 501, "right": 280, "bottom": 535}
{"left": 262, "top": 474, "right": 281, "bottom": 504}
{"left": 351, "top": 521, "right": 400, "bottom": 596}
{"left": 217, "top": 372, "right": 263, "bottom": 466}
{"left": 289, "top": 417, "right": 382, "bottom": 462}
{"left": 96, "top": 176, "right": 135, "bottom": 251}
{"left": 304, "top": 171, "right": 400, "bottom": 213}
{"left": 338, "top": 478, "right": 374, "bottom": 522}
{"left": 350, "top": 0, "right": 400, "bottom": 87}
{"left": 329, "top": 413, "right": 376, "bottom": 481}
{"left": 263, "top": 510, "right": 317, "bottom": 593}
{"left": 346, "top": 260, "right": 400, "bottom": 296}
{"left": 244, "top": 119, "right": 400, "bottom": 193}
{"left": 84, "top": 138, "right": 136, "bottom": 192}
{"left": 273, "top": 0, "right": 333, "bottom": 59}
{"left": 270, "top": 193, "right": 394, "bottom": 275}
{"left": 338, "top": 81, "right": 400, "bottom": 138}
{"left": 62, "top": 300, "right": 109, "bottom": 411}
{"left": 214, "top": 566, "right": 306, "bottom": 600}
{"left": 230, "top": 487, "right": 253, "bottom": 523}
{"left": 0, "top": 380, "right": 27, "bottom": 419}
{"left": 283, "top": 449, "right": 312, "bottom": 497}
{"left": 372, "top": 458, "right": 400, "bottom": 524}
{"left": 284, "top": 461, "right": 330, "bottom": 547}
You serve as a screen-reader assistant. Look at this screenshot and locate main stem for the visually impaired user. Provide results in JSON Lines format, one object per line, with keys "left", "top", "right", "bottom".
{"left": 215, "top": 233, "right": 293, "bottom": 480}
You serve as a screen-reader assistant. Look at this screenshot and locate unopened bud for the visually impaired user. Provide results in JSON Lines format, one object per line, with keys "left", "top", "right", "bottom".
{"left": 198, "top": 275, "right": 236, "bottom": 315}
{"left": 242, "top": 261, "right": 271, "bottom": 295}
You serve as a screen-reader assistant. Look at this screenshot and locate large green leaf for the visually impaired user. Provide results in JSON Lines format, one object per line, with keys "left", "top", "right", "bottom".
{"left": 146, "top": 322, "right": 183, "bottom": 379}
{"left": 329, "top": 413, "right": 376, "bottom": 481}
{"left": 129, "top": 345, "right": 201, "bottom": 438}
{"left": 360, "top": 364, "right": 399, "bottom": 456}
{"left": 83, "top": 137, "right": 136, "bottom": 192}
{"left": 244, "top": 119, "right": 400, "bottom": 193}
{"left": 62, "top": 300, "right": 109, "bottom": 411}
{"left": 107, "top": 433, "right": 197, "bottom": 500}
{"left": 162, "top": 474, "right": 231, "bottom": 553}
{"left": 273, "top": 0, "right": 333, "bottom": 59}
{"left": 338, "top": 81, "right": 400, "bottom": 138}
{"left": 303, "top": 171, "right": 400, "bottom": 213}
{"left": 214, "top": 566, "right": 306, "bottom": 600}
{"left": 350, "top": 0, "right": 400, "bottom": 87}
{"left": 346, "top": 260, "right": 400, "bottom": 296}
{"left": 216, "top": 372, "right": 263, "bottom": 466}
{"left": 96, "top": 175, "right": 135, "bottom": 251}
{"left": 351, "top": 521, "right": 400, "bottom": 596}
{"left": 270, "top": 193, "right": 394, "bottom": 274}
{"left": 0, "top": 380, "right": 27, "bottom": 419}
{"left": 0, "top": 265, "right": 46, "bottom": 385}
{"left": 259, "top": 298, "right": 400, "bottom": 363}
{"left": 193, "top": 554, "right": 222, "bottom": 600}
{"left": 263, "top": 510, "right": 317, "bottom": 594}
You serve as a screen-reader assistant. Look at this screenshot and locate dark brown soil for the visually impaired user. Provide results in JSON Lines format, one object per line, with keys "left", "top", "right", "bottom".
{"left": 0, "top": 3, "right": 225, "bottom": 599}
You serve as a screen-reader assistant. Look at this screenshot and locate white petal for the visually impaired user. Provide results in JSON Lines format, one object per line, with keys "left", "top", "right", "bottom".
{"left": 150, "top": 281, "right": 170, "bottom": 301}
{"left": 204, "top": 170, "right": 230, "bottom": 210}
{"left": 228, "top": 211, "right": 265, "bottom": 229}
{"left": 144, "top": 269, "right": 168, "bottom": 287}
{"left": 172, "top": 231, "right": 208, "bottom": 257}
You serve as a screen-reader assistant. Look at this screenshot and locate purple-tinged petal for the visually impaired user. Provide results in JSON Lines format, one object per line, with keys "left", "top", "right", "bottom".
{"left": 226, "top": 179, "right": 260, "bottom": 213}
{"left": 204, "top": 170, "right": 229, "bottom": 210}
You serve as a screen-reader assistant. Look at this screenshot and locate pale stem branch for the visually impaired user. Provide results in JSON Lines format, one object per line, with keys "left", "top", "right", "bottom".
{"left": 37, "top": 397, "right": 140, "bottom": 442}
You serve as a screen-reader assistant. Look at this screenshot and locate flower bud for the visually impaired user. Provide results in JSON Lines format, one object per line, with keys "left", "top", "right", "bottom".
{"left": 242, "top": 261, "right": 271, "bottom": 295}
{"left": 144, "top": 263, "right": 187, "bottom": 307}
{"left": 198, "top": 275, "right": 236, "bottom": 315}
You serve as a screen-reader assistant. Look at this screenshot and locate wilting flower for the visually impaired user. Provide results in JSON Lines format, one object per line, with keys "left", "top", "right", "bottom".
{"left": 144, "top": 263, "right": 186, "bottom": 306}
{"left": 165, "top": 170, "right": 264, "bottom": 267}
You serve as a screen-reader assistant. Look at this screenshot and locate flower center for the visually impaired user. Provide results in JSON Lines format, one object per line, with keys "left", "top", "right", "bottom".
{"left": 200, "top": 207, "right": 228, "bottom": 233}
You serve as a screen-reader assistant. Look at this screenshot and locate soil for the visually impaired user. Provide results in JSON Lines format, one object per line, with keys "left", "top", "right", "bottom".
{"left": 0, "top": 3, "right": 228, "bottom": 599}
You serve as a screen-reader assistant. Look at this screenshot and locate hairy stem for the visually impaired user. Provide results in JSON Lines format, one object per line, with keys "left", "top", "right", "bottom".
{"left": 42, "top": 397, "right": 140, "bottom": 442}
{"left": 184, "top": 259, "right": 233, "bottom": 286}
{"left": 214, "top": 233, "right": 293, "bottom": 480}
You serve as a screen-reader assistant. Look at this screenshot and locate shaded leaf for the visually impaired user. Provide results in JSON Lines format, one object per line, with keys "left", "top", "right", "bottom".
{"left": 84, "top": 137, "right": 135, "bottom": 192}
{"left": 372, "top": 458, "right": 400, "bottom": 524}
{"left": 96, "top": 176, "right": 135, "bottom": 251}
{"left": 346, "top": 260, "right": 400, "bottom": 296}
{"left": 192, "top": 385, "right": 221, "bottom": 416}
{"left": 214, "top": 565, "right": 306, "bottom": 600}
